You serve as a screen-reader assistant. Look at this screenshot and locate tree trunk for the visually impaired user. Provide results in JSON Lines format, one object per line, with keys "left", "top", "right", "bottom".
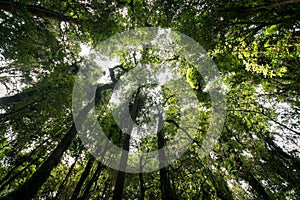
{"left": 54, "top": 150, "right": 81, "bottom": 200}
{"left": 112, "top": 88, "right": 141, "bottom": 200}
{"left": 0, "top": 90, "right": 35, "bottom": 106}
{"left": 0, "top": 156, "right": 41, "bottom": 192}
{"left": 266, "top": 134, "right": 300, "bottom": 170}
{"left": 206, "top": 168, "right": 234, "bottom": 200}
{"left": 78, "top": 138, "right": 111, "bottom": 200}
{"left": 139, "top": 164, "right": 145, "bottom": 200}
{"left": 0, "top": 123, "right": 77, "bottom": 200}
{"left": 79, "top": 162, "right": 104, "bottom": 200}
{"left": 112, "top": 133, "right": 130, "bottom": 200}
{"left": 0, "top": 74, "right": 115, "bottom": 200}
{"left": 157, "top": 112, "right": 176, "bottom": 200}
{"left": 0, "top": 137, "right": 52, "bottom": 189}
{"left": 70, "top": 156, "right": 95, "bottom": 200}
{"left": 242, "top": 171, "right": 270, "bottom": 200}
{"left": 236, "top": 157, "right": 271, "bottom": 200}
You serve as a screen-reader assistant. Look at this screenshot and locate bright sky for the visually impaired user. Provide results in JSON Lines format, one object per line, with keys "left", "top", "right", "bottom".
{"left": 0, "top": 84, "right": 6, "bottom": 97}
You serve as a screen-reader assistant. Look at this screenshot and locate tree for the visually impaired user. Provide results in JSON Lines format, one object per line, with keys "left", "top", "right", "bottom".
{"left": 0, "top": 0, "right": 299, "bottom": 199}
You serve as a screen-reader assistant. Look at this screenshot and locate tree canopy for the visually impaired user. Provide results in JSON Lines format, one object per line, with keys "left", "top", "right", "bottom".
{"left": 0, "top": 0, "right": 300, "bottom": 199}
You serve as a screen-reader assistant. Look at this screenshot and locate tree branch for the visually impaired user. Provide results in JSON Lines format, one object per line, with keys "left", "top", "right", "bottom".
{"left": 0, "top": 1, "right": 79, "bottom": 24}
{"left": 228, "top": 109, "right": 300, "bottom": 135}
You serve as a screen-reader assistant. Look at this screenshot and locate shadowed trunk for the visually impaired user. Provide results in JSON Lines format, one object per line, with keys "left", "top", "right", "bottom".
{"left": 206, "top": 167, "right": 234, "bottom": 200}
{"left": 79, "top": 162, "right": 104, "bottom": 200}
{"left": 0, "top": 139, "right": 49, "bottom": 189}
{"left": 139, "top": 168, "right": 145, "bottom": 200}
{"left": 112, "top": 87, "right": 141, "bottom": 200}
{"left": 70, "top": 156, "right": 95, "bottom": 200}
{"left": 54, "top": 150, "right": 80, "bottom": 200}
{"left": 0, "top": 156, "right": 42, "bottom": 192}
{"left": 0, "top": 96, "right": 95, "bottom": 200}
{"left": 236, "top": 156, "right": 271, "bottom": 200}
{"left": 0, "top": 123, "right": 77, "bottom": 200}
{"left": 0, "top": 90, "right": 35, "bottom": 106}
{"left": 157, "top": 112, "right": 176, "bottom": 200}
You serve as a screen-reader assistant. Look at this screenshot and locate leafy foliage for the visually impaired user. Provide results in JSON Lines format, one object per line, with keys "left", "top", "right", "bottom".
{"left": 0, "top": 0, "right": 300, "bottom": 200}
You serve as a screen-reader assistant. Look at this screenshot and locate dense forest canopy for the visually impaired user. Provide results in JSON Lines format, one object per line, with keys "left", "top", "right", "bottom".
{"left": 0, "top": 0, "right": 299, "bottom": 199}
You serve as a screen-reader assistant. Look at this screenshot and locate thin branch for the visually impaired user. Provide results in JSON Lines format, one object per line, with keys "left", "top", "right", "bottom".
{"left": 221, "top": 0, "right": 300, "bottom": 13}
{"left": 165, "top": 119, "right": 203, "bottom": 148}
{"left": 228, "top": 109, "right": 300, "bottom": 135}
{"left": 108, "top": 65, "right": 128, "bottom": 84}
{"left": 0, "top": 1, "right": 80, "bottom": 24}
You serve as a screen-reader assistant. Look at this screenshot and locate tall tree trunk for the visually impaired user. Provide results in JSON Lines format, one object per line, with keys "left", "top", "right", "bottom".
{"left": 0, "top": 78, "right": 115, "bottom": 199}
{"left": 0, "top": 90, "right": 35, "bottom": 106}
{"left": 112, "top": 88, "right": 141, "bottom": 200}
{"left": 241, "top": 171, "right": 271, "bottom": 200}
{"left": 266, "top": 134, "right": 300, "bottom": 170}
{"left": 205, "top": 167, "right": 234, "bottom": 200}
{"left": 79, "top": 162, "right": 104, "bottom": 200}
{"left": 0, "top": 143, "right": 42, "bottom": 188}
{"left": 157, "top": 112, "right": 176, "bottom": 200}
{"left": 54, "top": 149, "right": 81, "bottom": 200}
{"left": 79, "top": 138, "right": 110, "bottom": 200}
{"left": 0, "top": 123, "right": 77, "bottom": 200}
{"left": 0, "top": 156, "right": 41, "bottom": 192}
{"left": 225, "top": 129, "right": 271, "bottom": 200}
{"left": 70, "top": 156, "right": 95, "bottom": 200}
{"left": 236, "top": 157, "right": 271, "bottom": 200}
{"left": 139, "top": 159, "right": 145, "bottom": 200}
{"left": 112, "top": 133, "right": 130, "bottom": 200}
